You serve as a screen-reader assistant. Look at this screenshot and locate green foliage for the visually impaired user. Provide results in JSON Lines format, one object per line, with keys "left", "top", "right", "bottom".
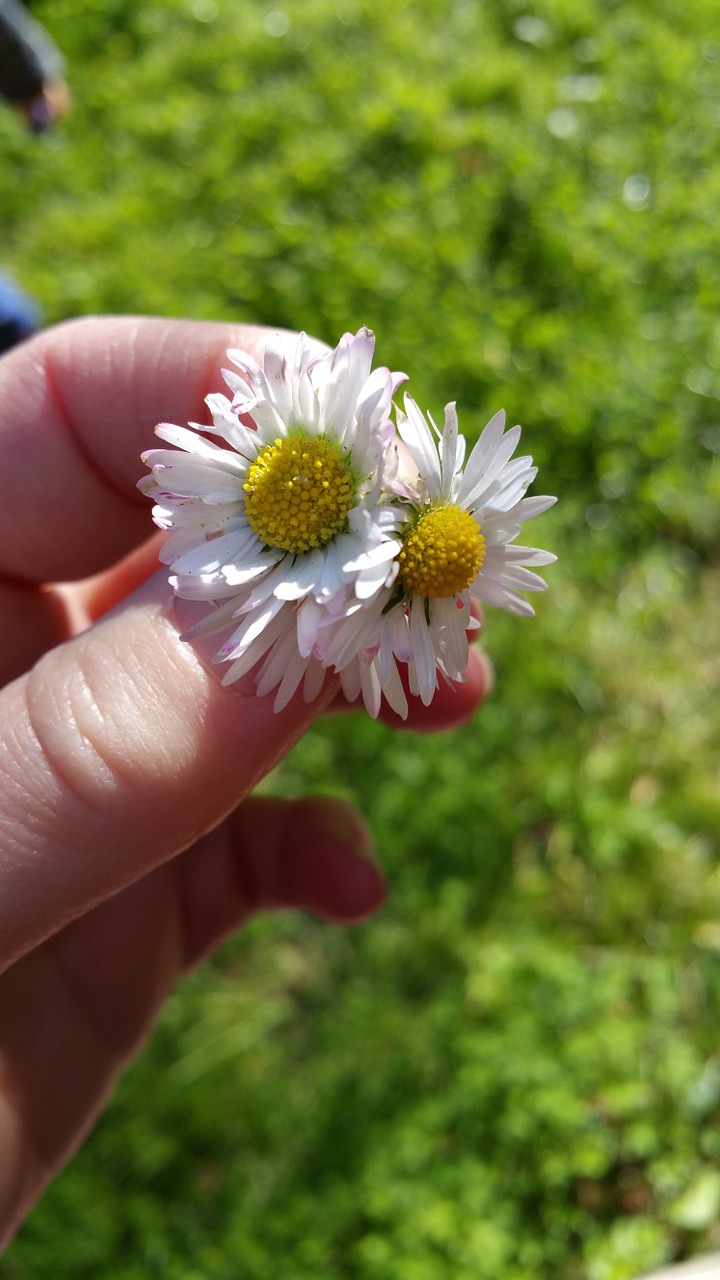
{"left": 3, "top": 0, "right": 720, "bottom": 1276}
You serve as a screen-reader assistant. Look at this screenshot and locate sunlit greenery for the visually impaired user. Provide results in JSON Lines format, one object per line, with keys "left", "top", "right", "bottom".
{"left": 3, "top": 0, "right": 720, "bottom": 1276}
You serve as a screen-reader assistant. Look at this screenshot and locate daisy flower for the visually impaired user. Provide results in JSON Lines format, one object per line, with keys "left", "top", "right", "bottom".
{"left": 324, "top": 395, "right": 557, "bottom": 712}
{"left": 139, "top": 328, "right": 406, "bottom": 699}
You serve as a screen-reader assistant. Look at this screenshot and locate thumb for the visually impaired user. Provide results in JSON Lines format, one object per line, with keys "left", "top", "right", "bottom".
{"left": 0, "top": 570, "right": 332, "bottom": 974}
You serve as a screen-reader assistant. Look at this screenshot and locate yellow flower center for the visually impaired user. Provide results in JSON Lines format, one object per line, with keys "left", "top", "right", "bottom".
{"left": 243, "top": 434, "right": 356, "bottom": 554}
{"left": 398, "top": 504, "right": 485, "bottom": 599}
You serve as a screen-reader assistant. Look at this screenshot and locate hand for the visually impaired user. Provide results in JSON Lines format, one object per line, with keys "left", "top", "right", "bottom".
{"left": 0, "top": 317, "right": 491, "bottom": 1249}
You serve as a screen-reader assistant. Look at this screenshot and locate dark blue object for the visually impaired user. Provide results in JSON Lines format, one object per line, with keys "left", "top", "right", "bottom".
{"left": 0, "top": 270, "right": 40, "bottom": 353}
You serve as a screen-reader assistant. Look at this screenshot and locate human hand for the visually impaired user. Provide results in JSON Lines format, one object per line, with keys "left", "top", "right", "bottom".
{"left": 0, "top": 317, "right": 491, "bottom": 1249}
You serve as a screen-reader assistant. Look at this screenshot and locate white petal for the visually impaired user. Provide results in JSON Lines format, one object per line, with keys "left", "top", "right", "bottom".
{"left": 153, "top": 423, "right": 246, "bottom": 470}
{"left": 386, "top": 606, "right": 414, "bottom": 665}
{"left": 203, "top": 396, "right": 260, "bottom": 457}
{"left": 159, "top": 517, "right": 239, "bottom": 561}
{"left": 169, "top": 527, "right": 260, "bottom": 576}
{"left": 433, "top": 598, "right": 468, "bottom": 676}
{"left": 359, "top": 658, "right": 382, "bottom": 719}
{"left": 481, "top": 468, "right": 538, "bottom": 515}
{"left": 171, "top": 573, "right": 253, "bottom": 602}
{"left": 222, "top": 553, "right": 281, "bottom": 587}
{"left": 182, "top": 596, "right": 247, "bottom": 641}
{"left": 471, "top": 578, "right": 536, "bottom": 616}
{"left": 220, "top": 607, "right": 290, "bottom": 683}
{"left": 397, "top": 396, "right": 442, "bottom": 496}
{"left": 324, "top": 593, "right": 382, "bottom": 670}
{"left": 355, "top": 557, "right": 397, "bottom": 600}
{"left": 319, "top": 328, "right": 375, "bottom": 442}
{"left": 302, "top": 657, "right": 327, "bottom": 703}
{"left": 409, "top": 594, "right": 438, "bottom": 705}
{"left": 440, "top": 403, "right": 459, "bottom": 499}
{"left": 500, "top": 544, "right": 558, "bottom": 567}
{"left": 459, "top": 423, "right": 523, "bottom": 510}
{"left": 273, "top": 549, "right": 325, "bottom": 601}
{"left": 339, "top": 661, "right": 361, "bottom": 704}
{"left": 313, "top": 539, "right": 346, "bottom": 599}
{"left": 482, "top": 561, "right": 550, "bottom": 593}
{"left": 152, "top": 464, "right": 245, "bottom": 504}
{"left": 342, "top": 534, "right": 401, "bottom": 573}
{"left": 455, "top": 411, "right": 506, "bottom": 496}
{"left": 354, "top": 365, "right": 395, "bottom": 432}
{"left": 296, "top": 597, "right": 326, "bottom": 658}
{"left": 514, "top": 494, "right": 558, "bottom": 520}
{"left": 273, "top": 649, "right": 312, "bottom": 710}
{"left": 218, "top": 595, "right": 285, "bottom": 658}
{"left": 378, "top": 657, "right": 409, "bottom": 720}
{"left": 254, "top": 623, "right": 304, "bottom": 695}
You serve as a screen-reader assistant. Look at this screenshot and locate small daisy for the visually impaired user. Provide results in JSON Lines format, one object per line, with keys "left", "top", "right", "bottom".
{"left": 139, "top": 328, "right": 406, "bottom": 697}
{"left": 325, "top": 395, "right": 557, "bottom": 711}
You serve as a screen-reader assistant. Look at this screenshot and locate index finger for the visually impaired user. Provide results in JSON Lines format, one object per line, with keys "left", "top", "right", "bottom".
{"left": 0, "top": 316, "right": 278, "bottom": 584}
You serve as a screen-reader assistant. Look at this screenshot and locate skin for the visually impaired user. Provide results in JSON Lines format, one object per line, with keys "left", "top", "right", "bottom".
{"left": 0, "top": 317, "right": 491, "bottom": 1249}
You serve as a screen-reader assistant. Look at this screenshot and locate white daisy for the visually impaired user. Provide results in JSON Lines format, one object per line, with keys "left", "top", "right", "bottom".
{"left": 139, "top": 328, "right": 406, "bottom": 698}
{"left": 326, "top": 395, "right": 557, "bottom": 712}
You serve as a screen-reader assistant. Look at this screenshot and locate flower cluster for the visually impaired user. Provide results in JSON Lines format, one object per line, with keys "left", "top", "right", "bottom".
{"left": 139, "top": 328, "right": 556, "bottom": 718}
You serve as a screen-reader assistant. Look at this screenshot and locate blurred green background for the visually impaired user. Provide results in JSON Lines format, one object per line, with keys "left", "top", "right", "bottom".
{"left": 3, "top": 0, "right": 720, "bottom": 1276}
